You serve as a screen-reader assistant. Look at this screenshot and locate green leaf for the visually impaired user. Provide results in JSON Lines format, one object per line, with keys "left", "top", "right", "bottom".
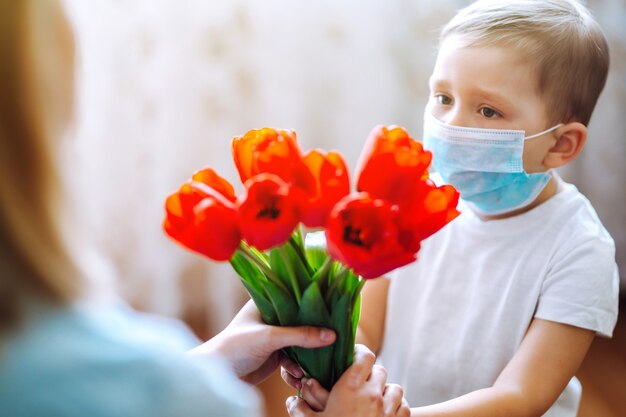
{"left": 230, "top": 252, "right": 265, "bottom": 287}
{"left": 298, "top": 281, "right": 331, "bottom": 325}
{"left": 283, "top": 243, "right": 312, "bottom": 291}
{"left": 268, "top": 244, "right": 310, "bottom": 305}
{"left": 311, "top": 258, "right": 334, "bottom": 298}
{"left": 293, "top": 281, "right": 334, "bottom": 390}
{"left": 338, "top": 269, "right": 360, "bottom": 296}
{"left": 231, "top": 253, "right": 278, "bottom": 325}
{"left": 249, "top": 245, "right": 270, "bottom": 264}
{"left": 292, "top": 227, "right": 304, "bottom": 248}
{"left": 264, "top": 279, "right": 298, "bottom": 326}
{"left": 351, "top": 291, "right": 362, "bottom": 340}
{"left": 329, "top": 293, "right": 353, "bottom": 383}
{"left": 269, "top": 248, "right": 292, "bottom": 291}
{"left": 239, "top": 279, "right": 278, "bottom": 325}
{"left": 325, "top": 266, "right": 348, "bottom": 304}
{"left": 329, "top": 288, "right": 342, "bottom": 307}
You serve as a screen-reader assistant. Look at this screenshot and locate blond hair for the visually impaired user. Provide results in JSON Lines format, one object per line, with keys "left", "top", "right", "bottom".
{"left": 0, "top": 0, "right": 82, "bottom": 331}
{"left": 440, "top": 0, "right": 609, "bottom": 125}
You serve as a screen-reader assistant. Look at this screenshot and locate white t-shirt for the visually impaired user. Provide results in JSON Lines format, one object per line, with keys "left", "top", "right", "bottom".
{"left": 378, "top": 175, "right": 619, "bottom": 416}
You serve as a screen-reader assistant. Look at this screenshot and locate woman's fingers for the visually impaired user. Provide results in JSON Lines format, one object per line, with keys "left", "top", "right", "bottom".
{"left": 229, "top": 300, "right": 262, "bottom": 325}
{"left": 382, "top": 384, "right": 404, "bottom": 416}
{"left": 266, "top": 325, "right": 336, "bottom": 351}
{"left": 299, "top": 378, "right": 330, "bottom": 412}
{"left": 286, "top": 396, "right": 315, "bottom": 417}
{"left": 241, "top": 351, "right": 280, "bottom": 385}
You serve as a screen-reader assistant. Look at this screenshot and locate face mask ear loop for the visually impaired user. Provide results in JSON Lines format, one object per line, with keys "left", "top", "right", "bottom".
{"left": 524, "top": 123, "right": 563, "bottom": 140}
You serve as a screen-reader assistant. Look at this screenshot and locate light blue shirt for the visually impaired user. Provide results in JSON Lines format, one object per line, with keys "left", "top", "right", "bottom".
{"left": 0, "top": 301, "right": 261, "bottom": 417}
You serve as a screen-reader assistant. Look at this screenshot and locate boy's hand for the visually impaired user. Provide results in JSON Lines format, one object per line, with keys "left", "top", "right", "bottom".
{"left": 190, "top": 300, "right": 336, "bottom": 385}
{"left": 283, "top": 344, "right": 411, "bottom": 417}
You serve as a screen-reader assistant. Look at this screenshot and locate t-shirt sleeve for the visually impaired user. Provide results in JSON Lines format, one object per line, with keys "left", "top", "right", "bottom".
{"left": 0, "top": 305, "right": 263, "bottom": 417}
{"left": 157, "top": 354, "right": 262, "bottom": 417}
{"left": 118, "top": 309, "right": 263, "bottom": 417}
{"left": 535, "top": 235, "right": 619, "bottom": 337}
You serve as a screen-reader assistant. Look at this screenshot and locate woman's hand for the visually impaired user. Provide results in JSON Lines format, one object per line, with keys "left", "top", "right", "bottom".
{"left": 285, "top": 345, "right": 411, "bottom": 417}
{"left": 189, "top": 300, "right": 336, "bottom": 385}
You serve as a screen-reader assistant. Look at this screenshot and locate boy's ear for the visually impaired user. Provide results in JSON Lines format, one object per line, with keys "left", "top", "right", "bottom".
{"left": 543, "top": 122, "right": 587, "bottom": 169}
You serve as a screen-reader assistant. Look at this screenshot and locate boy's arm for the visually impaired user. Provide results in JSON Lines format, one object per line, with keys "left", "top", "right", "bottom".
{"left": 356, "top": 277, "right": 390, "bottom": 354}
{"left": 410, "top": 318, "right": 595, "bottom": 417}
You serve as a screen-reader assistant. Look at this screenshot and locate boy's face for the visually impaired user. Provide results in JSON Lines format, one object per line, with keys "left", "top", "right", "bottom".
{"left": 426, "top": 35, "right": 556, "bottom": 173}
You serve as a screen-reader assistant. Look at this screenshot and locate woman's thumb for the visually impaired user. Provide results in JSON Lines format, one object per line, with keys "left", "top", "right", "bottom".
{"left": 286, "top": 396, "right": 315, "bottom": 417}
{"left": 270, "top": 326, "right": 336, "bottom": 350}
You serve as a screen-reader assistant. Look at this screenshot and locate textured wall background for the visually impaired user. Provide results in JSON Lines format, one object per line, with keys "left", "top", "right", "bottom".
{"left": 63, "top": 0, "right": 625, "bottom": 339}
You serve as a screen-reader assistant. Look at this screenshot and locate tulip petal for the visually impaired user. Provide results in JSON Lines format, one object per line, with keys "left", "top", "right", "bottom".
{"left": 302, "top": 149, "right": 351, "bottom": 228}
{"left": 400, "top": 182, "right": 461, "bottom": 243}
{"left": 232, "top": 128, "right": 316, "bottom": 197}
{"left": 191, "top": 167, "right": 237, "bottom": 202}
{"left": 356, "top": 125, "right": 432, "bottom": 206}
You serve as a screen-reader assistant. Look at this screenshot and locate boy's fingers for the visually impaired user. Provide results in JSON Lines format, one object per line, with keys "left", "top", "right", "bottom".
{"left": 280, "top": 367, "right": 302, "bottom": 390}
{"left": 279, "top": 355, "right": 304, "bottom": 379}
{"left": 301, "top": 378, "right": 330, "bottom": 411}
{"left": 367, "top": 364, "right": 388, "bottom": 392}
{"left": 286, "top": 396, "right": 316, "bottom": 417}
{"left": 382, "top": 383, "right": 404, "bottom": 416}
{"left": 341, "top": 344, "right": 377, "bottom": 386}
{"left": 399, "top": 398, "right": 411, "bottom": 417}
{"left": 268, "top": 326, "right": 336, "bottom": 351}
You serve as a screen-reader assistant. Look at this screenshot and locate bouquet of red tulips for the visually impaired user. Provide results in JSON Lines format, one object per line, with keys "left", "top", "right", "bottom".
{"left": 163, "top": 126, "right": 459, "bottom": 389}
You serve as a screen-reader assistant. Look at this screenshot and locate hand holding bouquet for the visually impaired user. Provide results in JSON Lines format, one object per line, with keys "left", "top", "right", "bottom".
{"left": 163, "top": 125, "right": 459, "bottom": 389}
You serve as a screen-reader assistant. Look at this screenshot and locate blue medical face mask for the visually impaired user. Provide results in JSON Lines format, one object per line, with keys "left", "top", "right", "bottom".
{"left": 422, "top": 113, "right": 562, "bottom": 216}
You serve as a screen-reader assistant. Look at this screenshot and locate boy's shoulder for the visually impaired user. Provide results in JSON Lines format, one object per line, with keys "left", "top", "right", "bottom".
{"left": 549, "top": 178, "right": 614, "bottom": 245}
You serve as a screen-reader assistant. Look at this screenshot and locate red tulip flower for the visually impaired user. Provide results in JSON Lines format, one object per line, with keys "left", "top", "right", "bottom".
{"left": 232, "top": 128, "right": 316, "bottom": 197}
{"left": 238, "top": 173, "right": 303, "bottom": 250}
{"left": 301, "top": 149, "right": 350, "bottom": 228}
{"left": 399, "top": 180, "right": 460, "bottom": 243}
{"left": 326, "top": 193, "right": 418, "bottom": 279}
{"left": 164, "top": 180, "right": 240, "bottom": 261}
{"left": 356, "top": 125, "right": 433, "bottom": 207}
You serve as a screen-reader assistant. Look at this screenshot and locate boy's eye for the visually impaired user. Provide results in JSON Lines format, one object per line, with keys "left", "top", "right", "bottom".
{"left": 436, "top": 95, "right": 452, "bottom": 105}
{"left": 479, "top": 107, "right": 501, "bottom": 119}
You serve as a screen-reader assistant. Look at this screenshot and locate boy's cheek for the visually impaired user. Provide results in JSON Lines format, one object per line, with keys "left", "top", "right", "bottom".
{"left": 521, "top": 141, "right": 551, "bottom": 172}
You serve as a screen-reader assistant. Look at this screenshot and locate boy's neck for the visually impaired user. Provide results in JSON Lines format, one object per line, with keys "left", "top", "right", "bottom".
{"left": 475, "top": 175, "right": 559, "bottom": 221}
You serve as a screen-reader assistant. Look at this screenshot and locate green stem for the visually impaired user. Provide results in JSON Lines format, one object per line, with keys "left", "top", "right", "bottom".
{"left": 237, "top": 243, "right": 290, "bottom": 294}
{"left": 279, "top": 246, "right": 301, "bottom": 304}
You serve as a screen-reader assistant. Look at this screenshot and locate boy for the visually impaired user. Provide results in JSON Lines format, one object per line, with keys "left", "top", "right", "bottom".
{"left": 287, "top": 1, "right": 619, "bottom": 416}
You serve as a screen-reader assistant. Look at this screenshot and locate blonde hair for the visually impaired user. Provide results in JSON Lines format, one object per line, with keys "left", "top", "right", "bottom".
{"left": 0, "top": 0, "right": 82, "bottom": 331}
{"left": 440, "top": 0, "right": 609, "bottom": 125}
